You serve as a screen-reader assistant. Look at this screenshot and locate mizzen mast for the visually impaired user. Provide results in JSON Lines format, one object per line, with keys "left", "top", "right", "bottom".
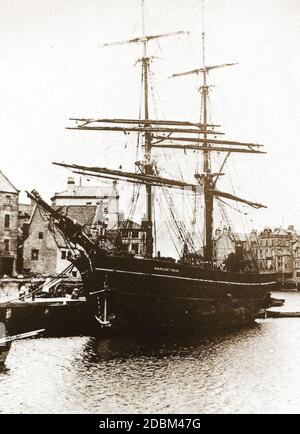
{"left": 201, "top": 30, "right": 213, "bottom": 261}
{"left": 141, "top": 0, "right": 153, "bottom": 258}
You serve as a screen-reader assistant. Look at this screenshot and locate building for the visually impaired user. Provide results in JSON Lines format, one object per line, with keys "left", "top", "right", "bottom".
{"left": 213, "top": 227, "right": 235, "bottom": 265}
{"left": 256, "top": 226, "right": 299, "bottom": 278}
{"left": 119, "top": 219, "right": 147, "bottom": 256}
{"left": 292, "top": 239, "right": 300, "bottom": 282}
{"left": 22, "top": 176, "right": 147, "bottom": 275}
{"left": 23, "top": 204, "right": 98, "bottom": 276}
{"left": 51, "top": 177, "right": 119, "bottom": 230}
{"left": 0, "top": 170, "right": 19, "bottom": 276}
{"left": 17, "top": 202, "right": 34, "bottom": 273}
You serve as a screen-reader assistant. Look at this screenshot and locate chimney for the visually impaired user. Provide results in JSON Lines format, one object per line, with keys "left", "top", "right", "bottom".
{"left": 67, "top": 177, "right": 75, "bottom": 186}
{"left": 215, "top": 228, "right": 222, "bottom": 237}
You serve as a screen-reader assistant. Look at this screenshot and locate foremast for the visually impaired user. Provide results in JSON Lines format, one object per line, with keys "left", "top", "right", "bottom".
{"left": 200, "top": 31, "right": 213, "bottom": 260}
{"left": 93, "top": 0, "right": 188, "bottom": 258}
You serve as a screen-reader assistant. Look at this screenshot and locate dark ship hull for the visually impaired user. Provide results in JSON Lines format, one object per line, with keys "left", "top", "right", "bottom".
{"left": 75, "top": 251, "right": 277, "bottom": 334}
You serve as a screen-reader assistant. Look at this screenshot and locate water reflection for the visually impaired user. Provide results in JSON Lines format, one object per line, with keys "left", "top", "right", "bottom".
{"left": 80, "top": 324, "right": 262, "bottom": 362}
{"left": 1, "top": 292, "right": 300, "bottom": 414}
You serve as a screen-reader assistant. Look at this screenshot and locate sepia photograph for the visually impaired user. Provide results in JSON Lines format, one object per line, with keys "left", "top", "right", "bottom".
{"left": 0, "top": 0, "right": 300, "bottom": 417}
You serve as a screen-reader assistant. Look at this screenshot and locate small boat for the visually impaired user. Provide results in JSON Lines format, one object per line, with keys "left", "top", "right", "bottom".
{"left": 0, "top": 329, "right": 45, "bottom": 366}
{"left": 270, "top": 297, "right": 285, "bottom": 307}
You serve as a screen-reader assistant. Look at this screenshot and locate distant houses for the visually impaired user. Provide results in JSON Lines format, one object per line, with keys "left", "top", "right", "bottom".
{"left": 213, "top": 225, "right": 300, "bottom": 282}
{"left": 256, "top": 226, "right": 299, "bottom": 279}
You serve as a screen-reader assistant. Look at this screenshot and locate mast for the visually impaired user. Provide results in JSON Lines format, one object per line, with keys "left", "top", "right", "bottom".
{"left": 141, "top": 0, "right": 153, "bottom": 258}
{"left": 170, "top": 3, "right": 238, "bottom": 262}
{"left": 64, "top": 4, "right": 188, "bottom": 259}
{"left": 201, "top": 30, "right": 214, "bottom": 261}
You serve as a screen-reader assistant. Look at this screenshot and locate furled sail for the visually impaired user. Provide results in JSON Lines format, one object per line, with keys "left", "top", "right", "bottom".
{"left": 52, "top": 162, "right": 200, "bottom": 190}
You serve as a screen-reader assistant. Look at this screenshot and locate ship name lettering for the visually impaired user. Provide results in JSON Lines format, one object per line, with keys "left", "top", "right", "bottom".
{"left": 154, "top": 267, "right": 180, "bottom": 273}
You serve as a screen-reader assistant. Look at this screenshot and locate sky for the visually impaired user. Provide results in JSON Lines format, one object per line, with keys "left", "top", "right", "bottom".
{"left": 1, "top": 0, "right": 300, "bottom": 241}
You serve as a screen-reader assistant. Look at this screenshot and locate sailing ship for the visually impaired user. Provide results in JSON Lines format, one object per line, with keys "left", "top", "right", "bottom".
{"left": 27, "top": 1, "right": 277, "bottom": 334}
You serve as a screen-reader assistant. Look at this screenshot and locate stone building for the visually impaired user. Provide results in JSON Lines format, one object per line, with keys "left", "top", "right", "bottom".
{"left": 17, "top": 202, "right": 34, "bottom": 273}
{"left": 23, "top": 204, "right": 97, "bottom": 276}
{"left": 0, "top": 171, "right": 19, "bottom": 276}
{"left": 51, "top": 177, "right": 119, "bottom": 230}
{"left": 22, "top": 176, "right": 147, "bottom": 275}
{"left": 256, "top": 226, "right": 298, "bottom": 278}
{"left": 212, "top": 227, "right": 235, "bottom": 265}
{"left": 23, "top": 205, "right": 147, "bottom": 276}
{"left": 292, "top": 239, "right": 300, "bottom": 282}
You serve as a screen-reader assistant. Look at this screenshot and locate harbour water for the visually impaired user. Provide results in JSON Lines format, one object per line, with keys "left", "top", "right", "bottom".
{"left": 1, "top": 290, "right": 300, "bottom": 414}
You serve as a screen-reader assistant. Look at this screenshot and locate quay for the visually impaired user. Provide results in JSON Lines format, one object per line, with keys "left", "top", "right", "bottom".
{"left": 0, "top": 297, "right": 89, "bottom": 336}
{"left": 265, "top": 310, "right": 300, "bottom": 318}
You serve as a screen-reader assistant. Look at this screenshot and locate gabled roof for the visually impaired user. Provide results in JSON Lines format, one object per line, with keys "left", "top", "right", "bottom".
{"left": 273, "top": 228, "right": 289, "bottom": 236}
{"left": 118, "top": 219, "right": 142, "bottom": 230}
{"left": 0, "top": 170, "right": 19, "bottom": 193}
{"left": 51, "top": 206, "right": 97, "bottom": 248}
{"left": 213, "top": 228, "right": 235, "bottom": 242}
{"left": 19, "top": 203, "right": 34, "bottom": 217}
{"left": 55, "top": 205, "right": 97, "bottom": 226}
{"left": 27, "top": 205, "right": 97, "bottom": 248}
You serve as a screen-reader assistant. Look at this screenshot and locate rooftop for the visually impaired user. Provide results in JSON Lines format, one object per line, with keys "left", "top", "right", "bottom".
{"left": 0, "top": 170, "right": 19, "bottom": 194}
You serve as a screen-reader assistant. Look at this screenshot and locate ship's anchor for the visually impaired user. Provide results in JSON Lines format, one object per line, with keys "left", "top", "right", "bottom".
{"left": 95, "top": 277, "right": 114, "bottom": 328}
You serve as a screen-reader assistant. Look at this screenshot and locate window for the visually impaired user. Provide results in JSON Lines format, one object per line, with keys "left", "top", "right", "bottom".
{"left": 132, "top": 230, "right": 139, "bottom": 238}
{"left": 86, "top": 202, "right": 92, "bottom": 205}
{"left": 5, "top": 196, "right": 11, "bottom": 205}
{"left": 131, "top": 244, "right": 138, "bottom": 254}
{"left": 31, "top": 249, "right": 39, "bottom": 260}
{"left": 4, "top": 214, "right": 10, "bottom": 229}
{"left": 61, "top": 250, "right": 71, "bottom": 260}
{"left": 38, "top": 232, "right": 44, "bottom": 239}
{"left": 4, "top": 239, "right": 9, "bottom": 252}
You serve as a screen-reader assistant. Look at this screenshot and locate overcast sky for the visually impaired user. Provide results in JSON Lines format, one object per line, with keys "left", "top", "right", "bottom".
{"left": 1, "top": 0, "right": 300, "bottom": 237}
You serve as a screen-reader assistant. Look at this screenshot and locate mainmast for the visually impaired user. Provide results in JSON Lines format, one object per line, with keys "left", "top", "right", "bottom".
{"left": 170, "top": 7, "right": 238, "bottom": 262}
{"left": 141, "top": 0, "right": 153, "bottom": 258}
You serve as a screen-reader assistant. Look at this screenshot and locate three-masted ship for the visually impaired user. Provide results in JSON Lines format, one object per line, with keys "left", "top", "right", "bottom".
{"left": 28, "top": 1, "right": 277, "bottom": 334}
